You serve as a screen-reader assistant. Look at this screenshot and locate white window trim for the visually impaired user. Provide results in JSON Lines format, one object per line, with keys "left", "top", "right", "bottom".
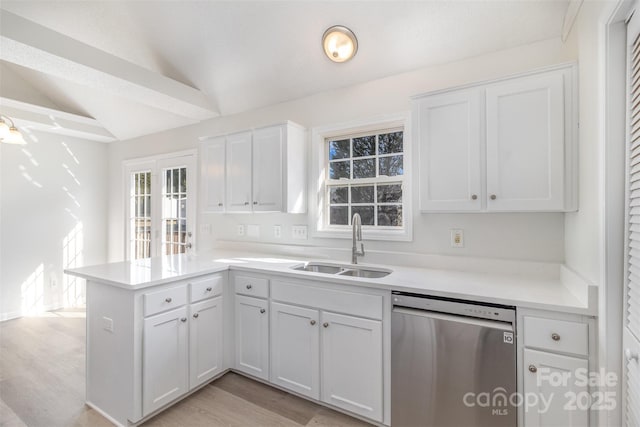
{"left": 309, "top": 112, "right": 412, "bottom": 241}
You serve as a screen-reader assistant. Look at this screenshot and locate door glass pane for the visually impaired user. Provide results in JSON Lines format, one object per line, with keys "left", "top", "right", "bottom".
{"left": 130, "top": 171, "right": 152, "bottom": 259}
{"left": 162, "top": 166, "right": 189, "bottom": 255}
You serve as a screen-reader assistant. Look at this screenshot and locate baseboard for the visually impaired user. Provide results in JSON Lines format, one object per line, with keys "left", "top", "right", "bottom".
{"left": 0, "top": 304, "right": 65, "bottom": 322}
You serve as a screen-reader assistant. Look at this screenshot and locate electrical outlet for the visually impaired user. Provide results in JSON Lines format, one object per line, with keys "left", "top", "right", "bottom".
{"left": 450, "top": 229, "right": 464, "bottom": 248}
{"left": 102, "top": 316, "right": 114, "bottom": 333}
{"left": 247, "top": 224, "right": 260, "bottom": 238}
{"left": 273, "top": 225, "right": 282, "bottom": 238}
{"left": 237, "top": 225, "right": 245, "bottom": 237}
{"left": 292, "top": 225, "right": 308, "bottom": 240}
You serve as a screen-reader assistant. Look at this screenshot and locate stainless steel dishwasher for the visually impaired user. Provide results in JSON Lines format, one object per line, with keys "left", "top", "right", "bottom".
{"left": 391, "top": 292, "right": 517, "bottom": 427}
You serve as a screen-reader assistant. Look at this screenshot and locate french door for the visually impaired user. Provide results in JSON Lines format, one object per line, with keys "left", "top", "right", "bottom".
{"left": 125, "top": 153, "right": 196, "bottom": 260}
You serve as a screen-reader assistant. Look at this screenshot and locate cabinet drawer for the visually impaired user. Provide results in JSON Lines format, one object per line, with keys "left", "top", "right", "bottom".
{"left": 234, "top": 275, "right": 269, "bottom": 298}
{"left": 523, "top": 316, "right": 588, "bottom": 356}
{"left": 190, "top": 274, "right": 224, "bottom": 303}
{"left": 271, "top": 280, "right": 382, "bottom": 320}
{"left": 144, "top": 285, "right": 188, "bottom": 317}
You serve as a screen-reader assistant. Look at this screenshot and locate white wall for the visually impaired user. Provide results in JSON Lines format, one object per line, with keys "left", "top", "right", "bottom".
{"left": 108, "top": 37, "right": 577, "bottom": 264}
{"left": 0, "top": 130, "right": 108, "bottom": 320}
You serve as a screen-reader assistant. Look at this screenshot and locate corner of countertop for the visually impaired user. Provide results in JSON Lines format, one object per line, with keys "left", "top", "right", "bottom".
{"left": 560, "top": 265, "right": 598, "bottom": 315}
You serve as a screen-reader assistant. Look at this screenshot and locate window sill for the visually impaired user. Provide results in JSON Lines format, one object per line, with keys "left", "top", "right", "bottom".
{"left": 313, "top": 227, "right": 412, "bottom": 242}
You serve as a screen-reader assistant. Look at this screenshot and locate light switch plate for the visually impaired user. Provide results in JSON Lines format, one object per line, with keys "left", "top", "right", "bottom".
{"left": 292, "top": 225, "right": 308, "bottom": 240}
{"left": 102, "top": 316, "right": 114, "bottom": 333}
{"left": 273, "top": 225, "right": 282, "bottom": 238}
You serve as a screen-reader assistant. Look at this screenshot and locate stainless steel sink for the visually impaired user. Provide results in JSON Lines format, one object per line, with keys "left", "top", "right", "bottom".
{"left": 338, "top": 268, "right": 391, "bottom": 278}
{"left": 291, "top": 262, "right": 392, "bottom": 279}
{"left": 292, "top": 262, "right": 346, "bottom": 274}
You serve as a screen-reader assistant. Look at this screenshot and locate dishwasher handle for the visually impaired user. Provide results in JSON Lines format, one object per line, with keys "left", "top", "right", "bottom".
{"left": 392, "top": 306, "right": 514, "bottom": 332}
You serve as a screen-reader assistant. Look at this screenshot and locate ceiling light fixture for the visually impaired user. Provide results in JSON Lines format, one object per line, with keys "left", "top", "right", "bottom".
{"left": 0, "top": 115, "right": 26, "bottom": 145}
{"left": 322, "top": 25, "right": 358, "bottom": 63}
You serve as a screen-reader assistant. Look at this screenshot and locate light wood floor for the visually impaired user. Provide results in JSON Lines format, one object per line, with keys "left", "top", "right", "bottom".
{"left": 0, "top": 309, "right": 369, "bottom": 427}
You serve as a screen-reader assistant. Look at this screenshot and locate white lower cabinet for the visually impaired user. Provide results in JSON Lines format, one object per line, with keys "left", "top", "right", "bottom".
{"left": 268, "top": 297, "right": 383, "bottom": 423}
{"left": 321, "top": 311, "right": 383, "bottom": 421}
{"left": 143, "top": 306, "right": 189, "bottom": 416}
{"left": 523, "top": 349, "right": 588, "bottom": 427}
{"left": 235, "top": 294, "right": 270, "bottom": 380}
{"left": 189, "top": 296, "right": 224, "bottom": 389}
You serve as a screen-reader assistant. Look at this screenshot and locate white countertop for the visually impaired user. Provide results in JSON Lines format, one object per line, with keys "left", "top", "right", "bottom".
{"left": 65, "top": 249, "right": 597, "bottom": 316}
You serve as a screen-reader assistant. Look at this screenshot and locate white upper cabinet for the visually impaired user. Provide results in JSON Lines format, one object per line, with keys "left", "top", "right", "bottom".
{"left": 200, "top": 136, "right": 226, "bottom": 212}
{"left": 415, "top": 64, "right": 577, "bottom": 212}
{"left": 485, "top": 72, "right": 566, "bottom": 211}
{"left": 416, "top": 88, "right": 482, "bottom": 211}
{"left": 225, "top": 131, "right": 254, "bottom": 212}
{"left": 201, "top": 122, "right": 306, "bottom": 213}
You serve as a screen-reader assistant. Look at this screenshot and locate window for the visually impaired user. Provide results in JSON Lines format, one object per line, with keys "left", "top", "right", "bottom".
{"left": 327, "top": 128, "right": 404, "bottom": 228}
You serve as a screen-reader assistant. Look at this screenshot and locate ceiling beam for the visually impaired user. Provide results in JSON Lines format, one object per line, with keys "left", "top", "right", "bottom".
{"left": 1, "top": 97, "right": 116, "bottom": 143}
{"left": 0, "top": 10, "right": 219, "bottom": 121}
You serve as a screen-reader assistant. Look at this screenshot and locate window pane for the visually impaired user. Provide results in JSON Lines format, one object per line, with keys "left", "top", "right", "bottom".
{"left": 378, "top": 131, "right": 403, "bottom": 154}
{"left": 172, "top": 169, "right": 179, "bottom": 193}
{"left": 329, "top": 161, "right": 350, "bottom": 179}
{"left": 330, "top": 206, "right": 349, "bottom": 225}
{"left": 378, "top": 205, "right": 403, "bottom": 226}
{"left": 353, "top": 136, "right": 375, "bottom": 157}
{"left": 352, "top": 185, "right": 374, "bottom": 203}
{"left": 330, "top": 186, "right": 348, "bottom": 204}
{"left": 353, "top": 158, "right": 376, "bottom": 179}
{"left": 180, "top": 167, "right": 187, "bottom": 192}
{"left": 379, "top": 155, "right": 403, "bottom": 176}
{"left": 329, "top": 139, "right": 350, "bottom": 160}
{"left": 378, "top": 184, "right": 403, "bottom": 203}
{"left": 352, "top": 206, "right": 375, "bottom": 225}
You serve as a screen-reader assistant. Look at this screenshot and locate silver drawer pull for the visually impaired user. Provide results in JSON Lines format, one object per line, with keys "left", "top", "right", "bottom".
{"left": 218, "top": 202, "right": 223, "bottom": 207}
{"left": 253, "top": 201, "right": 258, "bottom": 205}
{"left": 528, "top": 365, "right": 537, "bottom": 373}
{"left": 244, "top": 201, "right": 249, "bottom": 205}
{"left": 310, "top": 320, "right": 316, "bottom": 326}
{"left": 471, "top": 194, "right": 478, "bottom": 200}
{"left": 181, "top": 318, "right": 187, "bottom": 323}
{"left": 206, "top": 287, "right": 212, "bottom": 292}
{"left": 193, "top": 313, "right": 199, "bottom": 319}
{"left": 246, "top": 284, "right": 252, "bottom": 290}
{"left": 323, "top": 322, "right": 329, "bottom": 328}
{"left": 490, "top": 194, "right": 497, "bottom": 200}
{"left": 165, "top": 297, "right": 172, "bottom": 303}
{"left": 260, "top": 308, "right": 266, "bottom": 314}
{"left": 551, "top": 333, "right": 561, "bottom": 341}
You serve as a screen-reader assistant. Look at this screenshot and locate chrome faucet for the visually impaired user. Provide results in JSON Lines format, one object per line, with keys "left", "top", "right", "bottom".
{"left": 352, "top": 213, "right": 365, "bottom": 264}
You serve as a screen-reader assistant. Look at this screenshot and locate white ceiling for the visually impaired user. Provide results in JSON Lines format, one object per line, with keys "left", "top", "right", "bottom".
{"left": 0, "top": 1, "right": 571, "bottom": 141}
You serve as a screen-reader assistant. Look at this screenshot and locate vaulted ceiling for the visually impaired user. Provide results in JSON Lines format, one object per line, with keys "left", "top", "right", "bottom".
{"left": 0, "top": 1, "right": 571, "bottom": 142}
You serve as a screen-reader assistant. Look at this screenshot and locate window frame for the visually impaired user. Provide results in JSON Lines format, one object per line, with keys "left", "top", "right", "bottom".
{"left": 310, "top": 113, "right": 412, "bottom": 241}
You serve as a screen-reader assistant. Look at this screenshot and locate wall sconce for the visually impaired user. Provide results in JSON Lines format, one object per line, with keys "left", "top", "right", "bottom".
{"left": 322, "top": 25, "right": 358, "bottom": 63}
{"left": 0, "top": 115, "right": 26, "bottom": 145}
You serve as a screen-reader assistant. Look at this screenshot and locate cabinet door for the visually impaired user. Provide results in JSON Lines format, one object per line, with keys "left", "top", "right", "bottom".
{"left": 321, "top": 312, "right": 383, "bottom": 422}
{"left": 486, "top": 72, "right": 565, "bottom": 211}
{"left": 523, "top": 348, "right": 588, "bottom": 427}
{"left": 252, "top": 125, "right": 283, "bottom": 212}
{"left": 235, "top": 295, "right": 269, "bottom": 380}
{"left": 143, "top": 306, "right": 188, "bottom": 416}
{"left": 416, "top": 88, "right": 482, "bottom": 211}
{"left": 270, "top": 302, "right": 319, "bottom": 399}
{"left": 225, "top": 131, "right": 253, "bottom": 212}
{"left": 189, "top": 296, "right": 223, "bottom": 389}
{"left": 201, "top": 137, "right": 226, "bottom": 212}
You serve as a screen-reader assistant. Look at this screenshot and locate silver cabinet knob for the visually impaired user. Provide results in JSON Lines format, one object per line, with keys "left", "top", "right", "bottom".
{"left": 323, "top": 322, "right": 329, "bottom": 328}
{"left": 253, "top": 201, "right": 258, "bottom": 205}
{"left": 528, "top": 365, "right": 537, "bottom": 373}
{"left": 490, "top": 194, "right": 497, "bottom": 200}
{"left": 471, "top": 194, "right": 478, "bottom": 200}
{"left": 260, "top": 308, "right": 266, "bottom": 314}
{"left": 244, "top": 201, "right": 249, "bottom": 205}
{"left": 181, "top": 317, "right": 187, "bottom": 323}
{"left": 193, "top": 313, "right": 199, "bottom": 318}
{"left": 246, "top": 284, "right": 252, "bottom": 290}
{"left": 165, "top": 297, "right": 172, "bottom": 303}
{"left": 551, "top": 333, "right": 560, "bottom": 341}
{"left": 206, "top": 287, "right": 212, "bottom": 292}
{"left": 218, "top": 202, "right": 223, "bottom": 207}
{"left": 310, "top": 320, "right": 316, "bottom": 326}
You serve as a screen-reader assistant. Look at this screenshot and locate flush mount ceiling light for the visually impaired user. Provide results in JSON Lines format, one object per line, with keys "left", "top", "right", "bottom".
{"left": 0, "top": 115, "right": 26, "bottom": 145}
{"left": 322, "top": 25, "right": 358, "bottom": 63}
